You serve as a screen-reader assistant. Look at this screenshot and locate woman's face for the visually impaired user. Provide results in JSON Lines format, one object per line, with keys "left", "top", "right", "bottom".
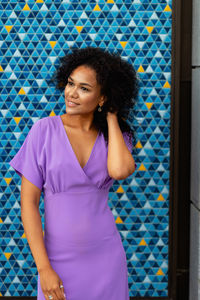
{"left": 64, "top": 65, "right": 105, "bottom": 115}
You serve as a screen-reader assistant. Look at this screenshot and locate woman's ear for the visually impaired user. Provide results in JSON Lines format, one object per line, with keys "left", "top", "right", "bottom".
{"left": 101, "top": 95, "right": 107, "bottom": 105}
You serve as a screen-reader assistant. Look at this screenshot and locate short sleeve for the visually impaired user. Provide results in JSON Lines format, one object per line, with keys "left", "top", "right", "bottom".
{"left": 9, "top": 120, "right": 44, "bottom": 190}
{"left": 123, "top": 131, "right": 137, "bottom": 169}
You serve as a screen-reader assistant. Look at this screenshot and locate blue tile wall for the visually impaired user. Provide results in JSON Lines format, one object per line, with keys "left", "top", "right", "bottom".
{"left": 2, "top": 0, "right": 171, "bottom": 297}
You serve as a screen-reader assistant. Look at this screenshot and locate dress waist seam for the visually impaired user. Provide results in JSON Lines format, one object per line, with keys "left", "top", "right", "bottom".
{"left": 44, "top": 188, "right": 108, "bottom": 199}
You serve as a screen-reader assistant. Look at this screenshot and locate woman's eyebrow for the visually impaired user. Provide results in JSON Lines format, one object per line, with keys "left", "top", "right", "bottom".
{"left": 68, "top": 76, "right": 93, "bottom": 87}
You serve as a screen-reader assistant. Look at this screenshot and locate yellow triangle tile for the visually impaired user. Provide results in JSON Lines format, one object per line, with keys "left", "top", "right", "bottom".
{"left": 163, "top": 81, "right": 170, "bottom": 88}
{"left": 49, "top": 41, "right": 56, "bottom": 48}
{"left": 164, "top": 4, "right": 171, "bottom": 12}
{"left": 107, "top": 0, "right": 114, "bottom": 2}
{"left": 4, "top": 252, "right": 12, "bottom": 259}
{"left": 139, "top": 238, "right": 147, "bottom": 246}
{"left": 5, "top": 178, "right": 12, "bottom": 185}
{"left": 94, "top": 4, "right": 101, "bottom": 11}
{"left": 22, "top": 232, "right": 26, "bottom": 238}
{"left": 146, "top": 102, "right": 153, "bottom": 110}
{"left": 138, "top": 65, "right": 144, "bottom": 73}
{"left": 14, "top": 117, "right": 21, "bottom": 124}
{"left": 157, "top": 268, "right": 164, "bottom": 275}
{"left": 146, "top": 26, "right": 154, "bottom": 33}
{"left": 157, "top": 194, "right": 165, "bottom": 201}
{"left": 5, "top": 26, "right": 13, "bottom": 33}
{"left": 136, "top": 141, "right": 142, "bottom": 148}
{"left": 0, "top": 292, "right": 2, "bottom": 296}
{"left": 19, "top": 87, "right": 26, "bottom": 95}
{"left": 36, "top": 0, "right": 44, "bottom": 2}
{"left": 120, "top": 41, "right": 127, "bottom": 48}
{"left": 0, "top": 65, "right": 3, "bottom": 72}
{"left": 76, "top": 26, "right": 83, "bottom": 33}
{"left": 23, "top": 3, "right": 30, "bottom": 10}
{"left": 139, "top": 163, "right": 146, "bottom": 171}
{"left": 116, "top": 186, "right": 124, "bottom": 193}
{"left": 116, "top": 216, "right": 123, "bottom": 224}
{"left": 50, "top": 111, "right": 56, "bottom": 117}
{"left": 0, "top": 218, "right": 3, "bottom": 223}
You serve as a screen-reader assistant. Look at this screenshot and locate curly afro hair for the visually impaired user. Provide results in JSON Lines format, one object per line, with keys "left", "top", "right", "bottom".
{"left": 48, "top": 46, "right": 139, "bottom": 147}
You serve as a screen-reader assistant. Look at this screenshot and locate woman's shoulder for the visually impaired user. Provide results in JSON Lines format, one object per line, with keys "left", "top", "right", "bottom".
{"left": 27, "top": 116, "right": 58, "bottom": 139}
{"left": 35, "top": 115, "right": 58, "bottom": 129}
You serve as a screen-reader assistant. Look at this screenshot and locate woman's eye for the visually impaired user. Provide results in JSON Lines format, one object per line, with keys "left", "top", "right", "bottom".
{"left": 81, "top": 87, "right": 89, "bottom": 91}
{"left": 67, "top": 81, "right": 89, "bottom": 92}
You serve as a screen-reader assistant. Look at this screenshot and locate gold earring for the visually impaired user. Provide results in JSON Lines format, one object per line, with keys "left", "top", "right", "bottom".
{"left": 98, "top": 105, "right": 102, "bottom": 112}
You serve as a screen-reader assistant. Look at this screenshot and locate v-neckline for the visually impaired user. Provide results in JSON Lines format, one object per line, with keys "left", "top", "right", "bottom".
{"left": 58, "top": 115, "right": 100, "bottom": 171}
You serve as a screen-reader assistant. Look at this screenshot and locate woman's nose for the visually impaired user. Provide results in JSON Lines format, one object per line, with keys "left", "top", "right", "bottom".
{"left": 69, "top": 86, "right": 78, "bottom": 97}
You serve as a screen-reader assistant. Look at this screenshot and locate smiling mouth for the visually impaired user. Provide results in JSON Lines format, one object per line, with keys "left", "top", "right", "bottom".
{"left": 67, "top": 100, "right": 80, "bottom": 107}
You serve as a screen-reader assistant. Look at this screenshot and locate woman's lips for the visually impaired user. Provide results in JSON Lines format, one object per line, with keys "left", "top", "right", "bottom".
{"left": 67, "top": 100, "right": 80, "bottom": 107}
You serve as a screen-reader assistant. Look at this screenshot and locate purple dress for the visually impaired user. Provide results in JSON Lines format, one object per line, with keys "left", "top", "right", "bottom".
{"left": 9, "top": 115, "right": 135, "bottom": 300}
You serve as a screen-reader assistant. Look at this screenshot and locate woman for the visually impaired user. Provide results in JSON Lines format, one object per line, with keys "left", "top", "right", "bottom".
{"left": 9, "top": 46, "right": 139, "bottom": 300}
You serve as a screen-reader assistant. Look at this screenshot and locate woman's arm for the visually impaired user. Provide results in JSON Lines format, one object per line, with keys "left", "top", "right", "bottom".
{"left": 106, "top": 112, "right": 136, "bottom": 180}
{"left": 20, "top": 176, "right": 51, "bottom": 274}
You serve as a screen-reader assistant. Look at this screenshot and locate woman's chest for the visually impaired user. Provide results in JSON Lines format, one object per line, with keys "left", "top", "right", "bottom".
{"left": 40, "top": 116, "right": 114, "bottom": 194}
